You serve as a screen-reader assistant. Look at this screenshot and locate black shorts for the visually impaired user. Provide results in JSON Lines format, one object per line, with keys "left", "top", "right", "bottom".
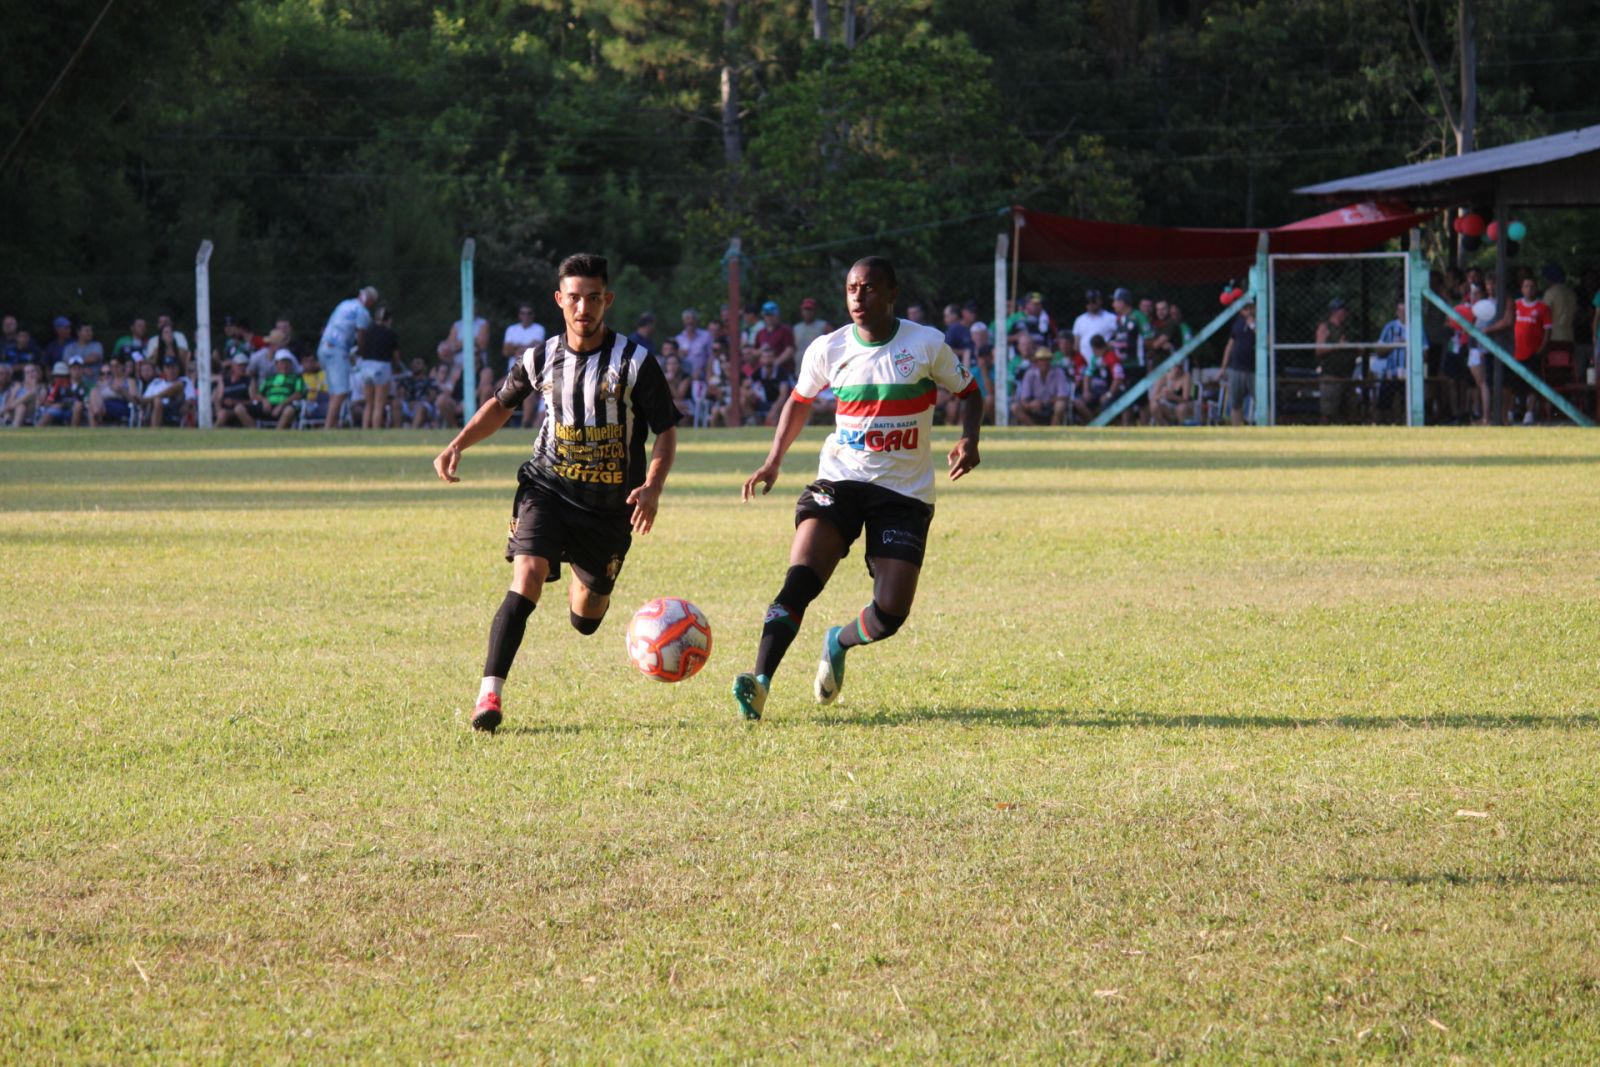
{"left": 505, "top": 480, "right": 632, "bottom": 595}
{"left": 795, "top": 479, "right": 934, "bottom": 569}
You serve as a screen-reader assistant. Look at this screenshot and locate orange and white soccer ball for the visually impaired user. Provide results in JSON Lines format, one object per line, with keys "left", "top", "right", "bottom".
{"left": 626, "top": 597, "right": 712, "bottom": 682}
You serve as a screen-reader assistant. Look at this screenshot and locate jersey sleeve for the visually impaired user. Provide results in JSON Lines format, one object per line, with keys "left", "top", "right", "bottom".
{"left": 791, "top": 335, "right": 831, "bottom": 401}
{"left": 929, "top": 341, "right": 978, "bottom": 398}
{"left": 630, "top": 352, "right": 683, "bottom": 434}
{"left": 496, "top": 349, "right": 536, "bottom": 409}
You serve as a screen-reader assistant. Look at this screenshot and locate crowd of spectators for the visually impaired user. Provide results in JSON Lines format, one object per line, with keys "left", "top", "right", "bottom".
{"left": 5, "top": 263, "right": 1595, "bottom": 430}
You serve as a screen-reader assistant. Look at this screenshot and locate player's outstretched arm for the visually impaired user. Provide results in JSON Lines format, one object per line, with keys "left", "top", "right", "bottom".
{"left": 742, "top": 393, "right": 812, "bottom": 501}
{"left": 627, "top": 426, "right": 677, "bottom": 535}
{"left": 433, "top": 397, "right": 515, "bottom": 483}
{"left": 947, "top": 388, "right": 982, "bottom": 481}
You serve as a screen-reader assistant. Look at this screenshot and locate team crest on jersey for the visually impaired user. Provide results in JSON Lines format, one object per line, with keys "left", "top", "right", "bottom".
{"left": 893, "top": 347, "right": 916, "bottom": 378}
{"left": 600, "top": 366, "right": 623, "bottom": 400}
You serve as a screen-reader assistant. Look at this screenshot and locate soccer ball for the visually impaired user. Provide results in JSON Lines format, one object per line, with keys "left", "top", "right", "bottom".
{"left": 626, "top": 597, "right": 712, "bottom": 683}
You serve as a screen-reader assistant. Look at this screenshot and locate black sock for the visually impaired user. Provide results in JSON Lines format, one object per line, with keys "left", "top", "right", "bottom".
{"left": 754, "top": 565, "right": 825, "bottom": 678}
{"left": 569, "top": 610, "right": 602, "bottom": 636}
{"left": 836, "top": 601, "right": 907, "bottom": 649}
{"left": 484, "top": 591, "right": 536, "bottom": 678}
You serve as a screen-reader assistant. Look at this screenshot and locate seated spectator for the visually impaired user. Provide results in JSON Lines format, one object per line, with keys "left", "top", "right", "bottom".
{"left": 243, "top": 352, "right": 305, "bottom": 430}
{"left": 906, "top": 302, "right": 928, "bottom": 325}
{"left": 793, "top": 297, "right": 831, "bottom": 355}
{"left": 214, "top": 354, "right": 255, "bottom": 427}
{"left": 62, "top": 323, "right": 104, "bottom": 382}
{"left": 1150, "top": 360, "right": 1194, "bottom": 426}
{"left": 44, "top": 317, "right": 73, "bottom": 364}
{"left": 1, "top": 363, "right": 42, "bottom": 426}
{"left": 741, "top": 344, "right": 792, "bottom": 425}
{"left": 1011, "top": 347, "right": 1071, "bottom": 426}
{"left": 755, "top": 301, "right": 796, "bottom": 378}
{"left": 436, "top": 315, "right": 492, "bottom": 405}
{"left": 5, "top": 328, "right": 43, "bottom": 367}
{"left": 140, "top": 357, "right": 196, "bottom": 428}
{"left": 628, "top": 311, "right": 657, "bottom": 350}
{"left": 1, "top": 315, "right": 13, "bottom": 350}
{"left": 431, "top": 355, "right": 463, "bottom": 427}
{"left": 696, "top": 340, "right": 731, "bottom": 427}
{"left": 1073, "top": 335, "right": 1124, "bottom": 423}
{"left": 111, "top": 318, "right": 149, "bottom": 365}
{"left": 399, "top": 356, "right": 440, "bottom": 429}
{"left": 1051, "top": 328, "right": 1076, "bottom": 368}
{"left": 953, "top": 322, "right": 996, "bottom": 425}
{"left": 297, "top": 351, "right": 328, "bottom": 426}
{"left": 943, "top": 303, "right": 973, "bottom": 364}
{"left": 148, "top": 314, "right": 191, "bottom": 359}
{"left": 146, "top": 322, "right": 191, "bottom": 375}
{"left": 37, "top": 361, "right": 87, "bottom": 427}
{"left": 662, "top": 353, "right": 693, "bottom": 421}
{"left": 675, "top": 308, "right": 713, "bottom": 379}
{"left": 89, "top": 356, "right": 138, "bottom": 427}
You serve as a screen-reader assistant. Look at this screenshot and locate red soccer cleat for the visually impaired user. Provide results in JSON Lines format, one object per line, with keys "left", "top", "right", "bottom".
{"left": 471, "top": 692, "right": 503, "bottom": 733}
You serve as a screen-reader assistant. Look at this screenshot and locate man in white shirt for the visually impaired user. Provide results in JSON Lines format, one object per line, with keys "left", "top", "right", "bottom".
{"left": 501, "top": 302, "right": 546, "bottom": 427}
{"left": 318, "top": 286, "right": 377, "bottom": 430}
{"left": 1072, "top": 288, "right": 1118, "bottom": 364}
{"left": 674, "top": 308, "right": 713, "bottom": 379}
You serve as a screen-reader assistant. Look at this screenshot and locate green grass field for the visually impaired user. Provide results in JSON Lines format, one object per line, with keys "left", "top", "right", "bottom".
{"left": 4, "top": 426, "right": 1600, "bottom": 1063}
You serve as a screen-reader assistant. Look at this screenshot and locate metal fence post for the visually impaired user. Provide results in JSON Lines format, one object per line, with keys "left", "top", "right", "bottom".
{"left": 1406, "top": 230, "right": 1427, "bottom": 426}
{"left": 994, "top": 231, "right": 1010, "bottom": 427}
{"left": 1253, "top": 232, "right": 1270, "bottom": 426}
{"left": 195, "top": 240, "right": 214, "bottom": 429}
{"left": 460, "top": 238, "right": 476, "bottom": 411}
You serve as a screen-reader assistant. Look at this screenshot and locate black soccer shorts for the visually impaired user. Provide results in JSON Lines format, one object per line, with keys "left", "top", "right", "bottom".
{"left": 794, "top": 478, "right": 935, "bottom": 569}
{"left": 505, "top": 480, "right": 632, "bottom": 596}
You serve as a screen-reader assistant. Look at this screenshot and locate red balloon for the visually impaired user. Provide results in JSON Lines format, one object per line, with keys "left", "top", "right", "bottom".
{"left": 1452, "top": 215, "right": 1466, "bottom": 234}
{"left": 1220, "top": 291, "right": 1235, "bottom": 306}
{"left": 1486, "top": 221, "right": 1500, "bottom": 242}
{"left": 1460, "top": 213, "right": 1486, "bottom": 238}
{"left": 1231, "top": 287, "right": 1245, "bottom": 301}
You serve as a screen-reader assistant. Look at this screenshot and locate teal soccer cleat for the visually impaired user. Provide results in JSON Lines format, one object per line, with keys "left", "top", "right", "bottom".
{"left": 814, "top": 626, "right": 848, "bottom": 705}
{"left": 732, "top": 672, "right": 769, "bottom": 721}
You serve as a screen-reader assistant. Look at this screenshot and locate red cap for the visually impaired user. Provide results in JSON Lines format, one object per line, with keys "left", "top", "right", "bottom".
{"left": 800, "top": 297, "right": 818, "bottom": 310}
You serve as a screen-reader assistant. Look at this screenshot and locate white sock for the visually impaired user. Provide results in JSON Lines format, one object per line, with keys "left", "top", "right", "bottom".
{"left": 478, "top": 676, "right": 504, "bottom": 701}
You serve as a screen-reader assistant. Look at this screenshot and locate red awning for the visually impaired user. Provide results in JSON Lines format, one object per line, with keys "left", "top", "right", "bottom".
{"left": 1014, "top": 202, "right": 1433, "bottom": 282}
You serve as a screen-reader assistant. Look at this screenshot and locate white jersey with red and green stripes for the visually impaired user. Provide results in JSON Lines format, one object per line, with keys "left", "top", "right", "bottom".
{"left": 792, "top": 319, "right": 976, "bottom": 505}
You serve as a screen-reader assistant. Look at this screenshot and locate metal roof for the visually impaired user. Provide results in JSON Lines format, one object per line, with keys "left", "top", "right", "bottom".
{"left": 1296, "top": 123, "right": 1600, "bottom": 207}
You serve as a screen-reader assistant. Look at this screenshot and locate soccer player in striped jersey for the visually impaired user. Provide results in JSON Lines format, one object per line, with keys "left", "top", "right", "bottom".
{"left": 432, "top": 253, "right": 680, "bottom": 732}
{"left": 733, "top": 256, "right": 982, "bottom": 720}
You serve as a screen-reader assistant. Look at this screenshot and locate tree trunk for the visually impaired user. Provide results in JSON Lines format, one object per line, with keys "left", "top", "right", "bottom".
{"left": 843, "top": 0, "right": 856, "bottom": 49}
{"left": 1457, "top": 0, "right": 1476, "bottom": 155}
{"left": 720, "top": 0, "right": 741, "bottom": 168}
{"left": 812, "top": 0, "right": 828, "bottom": 42}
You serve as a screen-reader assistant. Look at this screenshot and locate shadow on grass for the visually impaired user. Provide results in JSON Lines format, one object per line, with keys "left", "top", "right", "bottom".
{"left": 817, "top": 707, "right": 1600, "bottom": 730}
{"left": 987, "top": 447, "right": 1600, "bottom": 472}
{"left": 1337, "top": 871, "right": 1596, "bottom": 887}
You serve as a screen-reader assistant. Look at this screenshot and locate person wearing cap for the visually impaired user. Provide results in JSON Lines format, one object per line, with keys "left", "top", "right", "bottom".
{"left": 140, "top": 356, "right": 197, "bottom": 428}
{"left": 1218, "top": 297, "right": 1258, "bottom": 426}
{"left": 792, "top": 297, "right": 831, "bottom": 355}
{"left": 317, "top": 285, "right": 378, "bottom": 430}
{"left": 1072, "top": 289, "right": 1118, "bottom": 369}
{"left": 732, "top": 255, "right": 981, "bottom": 721}
{"left": 43, "top": 316, "right": 73, "bottom": 365}
{"left": 242, "top": 352, "right": 305, "bottom": 430}
{"left": 36, "top": 361, "right": 86, "bottom": 426}
{"left": 89, "top": 355, "right": 138, "bottom": 427}
{"left": 1018, "top": 291, "right": 1051, "bottom": 345}
{"left": 1, "top": 362, "right": 43, "bottom": 427}
{"left": 755, "top": 300, "right": 796, "bottom": 377}
{"left": 1012, "top": 341, "right": 1071, "bottom": 426}
{"left": 674, "top": 308, "right": 713, "bottom": 381}
{"left": 214, "top": 352, "right": 256, "bottom": 427}
{"left": 1313, "top": 297, "right": 1357, "bottom": 423}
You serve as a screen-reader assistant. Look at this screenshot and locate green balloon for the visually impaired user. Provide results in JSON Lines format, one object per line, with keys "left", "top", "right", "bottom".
{"left": 1507, "top": 220, "right": 1527, "bottom": 242}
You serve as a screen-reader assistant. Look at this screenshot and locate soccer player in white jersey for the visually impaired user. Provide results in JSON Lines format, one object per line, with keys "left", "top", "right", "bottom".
{"left": 317, "top": 285, "right": 377, "bottom": 430}
{"left": 733, "top": 256, "right": 982, "bottom": 720}
{"left": 432, "top": 254, "right": 680, "bottom": 733}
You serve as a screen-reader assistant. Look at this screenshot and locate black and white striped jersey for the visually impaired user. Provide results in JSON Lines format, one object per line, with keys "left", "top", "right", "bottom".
{"left": 496, "top": 329, "right": 680, "bottom": 515}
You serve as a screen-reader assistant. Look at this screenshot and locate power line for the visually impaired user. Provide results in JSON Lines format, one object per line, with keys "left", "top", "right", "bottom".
{"left": 0, "top": 0, "right": 119, "bottom": 175}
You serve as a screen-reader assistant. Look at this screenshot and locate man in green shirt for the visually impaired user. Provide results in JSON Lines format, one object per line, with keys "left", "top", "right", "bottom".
{"left": 245, "top": 352, "right": 305, "bottom": 429}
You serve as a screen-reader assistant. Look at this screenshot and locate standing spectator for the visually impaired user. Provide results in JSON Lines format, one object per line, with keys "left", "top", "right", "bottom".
{"left": 5, "top": 328, "right": 42, "bottom": 367}
{"left": 1011, "top": 346, "right": 1071, "bottom": 426}
{"left": 1, "top": 363, "right": 42, "bottom": 426}
{"left": 44, "top": 317, "right": 73, "bottom": 364}
{"left": 792, "top": 297, "right": 831, "bottom": 356}
{"left": 1071, "top": 289, "right": 1117, "bottom": 368}
{"left": 140, "top": 357, "right": 196, "bottom": 428}
{"left": 62, "top": 323, "right": 104, "bottom": 381}
{"left": 298, "top": 351, "right": 327, "bottom": 425}
{"left": 36, "top": 361, "right": 86, "bottom": 426}
{"left": 1468, "top": 281, "right": 1498, "bottom": 424}
{"left": 675, "top": 308, "right": 713, "bottom": 380}
{"left": 942, "top": 303, "right": 973, "bottom": 363}
{"left": 1373, "top": 301, "right": 1408, "bottom": 422}
{"left": 1505, "top": 276, "right": 1551, "bottom": 424}
{"left": 90, "top": 355, "right": 138, "bottom": 427}
{"left": 319, "top": 285, "right": 378, "bottom": 431}
{"left": 1109, "top": 287, "right": 1153, "bottom": 375}
{"left": 1541, "top": 264, "right": 1577, "bottom": 370}
{"left": 1018, "top": 291, "right": 1051, "bottom": 344}
{"left": 740, "top": 304, "right": 761, "bottom": 350}
{"left": 1313, "top": 298, "right": 1358, "bottom": 423}
{"left": 243, "top": 352, "right": 305, "bottom": 430}
{"left": 356, "top": 304, "right": 400, "bottom": 430}
{"left": 214, "top": 354, "right": 256, "bottom": 427}
{"left": 755, "top": 301, "right": 796, "bottom": 377}
{"left": 1218, "top": 299, "right": 1257, "bottom": 426}
{"left": 628, "top": 311, "right": 657, "bottom": 350}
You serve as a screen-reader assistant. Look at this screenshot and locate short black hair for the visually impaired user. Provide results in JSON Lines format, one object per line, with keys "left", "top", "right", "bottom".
{"left": 557, "top": 253, "right": 608, "bottom": 285}
{"left": 850, "top": 256, "right": 898, "bottom": 288}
